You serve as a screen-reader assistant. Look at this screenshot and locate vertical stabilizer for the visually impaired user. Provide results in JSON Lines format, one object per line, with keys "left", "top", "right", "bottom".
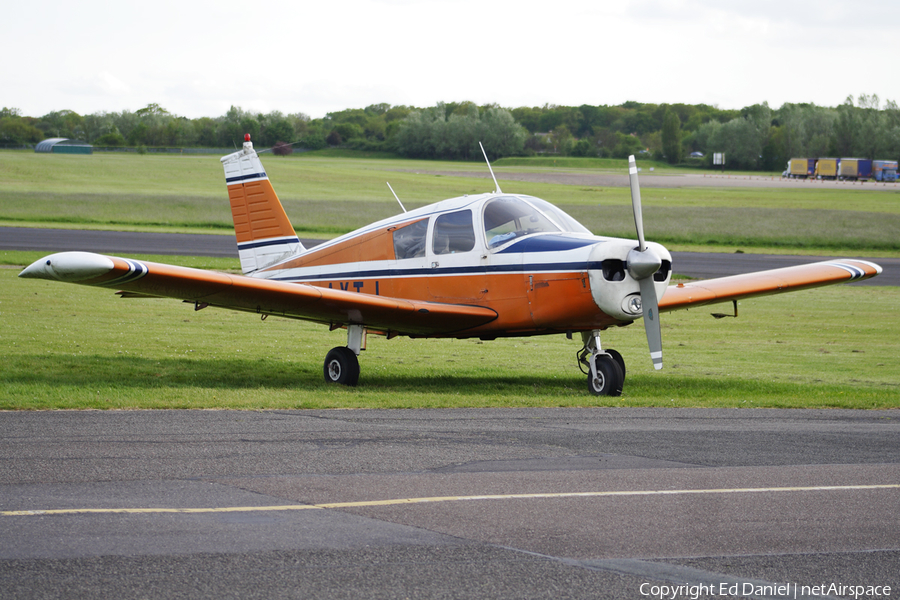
{"left": 221, "top": 135, "right": 304, "bottom": 274}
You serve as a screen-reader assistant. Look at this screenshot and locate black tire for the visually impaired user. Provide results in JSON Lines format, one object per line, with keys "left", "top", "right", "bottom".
{"left": 605, "top": 349, "right": 626, "bottom": 382}
{"left": 323, "top": 347, "right": 360, "bottom": 386}
{"left": 587, "top": 354, "right": 624, "bottom": 397}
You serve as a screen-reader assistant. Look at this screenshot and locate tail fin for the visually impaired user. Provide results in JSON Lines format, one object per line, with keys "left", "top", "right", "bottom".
{"left": 221, "top": 136, "right": 304, "bottom": 274}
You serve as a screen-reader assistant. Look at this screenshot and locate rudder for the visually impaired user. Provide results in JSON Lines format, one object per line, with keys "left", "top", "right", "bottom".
{"left": 221, "top": 136, "right": 304, "bottom": 274}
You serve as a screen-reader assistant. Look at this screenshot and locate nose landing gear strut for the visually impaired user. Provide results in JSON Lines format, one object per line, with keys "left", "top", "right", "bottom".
{"left": 578, "top": 330, "right": 625, "bottom": 396}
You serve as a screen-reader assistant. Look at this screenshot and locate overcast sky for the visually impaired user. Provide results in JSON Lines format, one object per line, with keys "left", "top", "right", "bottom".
{"left": 5, "top": 0, "right": 898, "bottom": 119}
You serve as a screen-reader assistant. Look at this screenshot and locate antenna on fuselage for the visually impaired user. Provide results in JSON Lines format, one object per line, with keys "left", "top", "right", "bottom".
{"left": 386, "top": 182, "right": 407, "bottom": 213}
{"left": 479, "top": 142, "right": 502, "bottom": 194}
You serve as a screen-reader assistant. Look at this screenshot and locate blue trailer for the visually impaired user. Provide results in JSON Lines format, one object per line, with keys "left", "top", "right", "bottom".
{"left": 873, "top": 160, "right": 898, "bottom": 182}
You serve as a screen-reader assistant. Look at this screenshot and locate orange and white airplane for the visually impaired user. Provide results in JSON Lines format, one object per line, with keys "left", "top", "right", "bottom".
{"left": 19, "top": 136, "right": 882, "bottom": 395}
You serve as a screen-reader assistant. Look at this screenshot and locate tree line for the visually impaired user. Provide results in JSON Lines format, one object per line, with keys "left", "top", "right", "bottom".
{"left": 2, "top": 94, "right": 898, "bottom": 170}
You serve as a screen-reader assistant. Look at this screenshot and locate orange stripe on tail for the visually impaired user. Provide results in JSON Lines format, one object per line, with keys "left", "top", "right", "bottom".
{"left": 221, "top": 139, "right": 304, "bottom": 274}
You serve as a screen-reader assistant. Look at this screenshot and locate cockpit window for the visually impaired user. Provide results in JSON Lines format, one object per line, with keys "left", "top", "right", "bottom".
{"left": 392, "top": 218, "right": 428, "bottom": 259}
{"left": 433, "top": 209, "right": 476, "bottom": 255}
{"left": 483, "top": 195, "right": 588, "bottom": 248}
{"left": 519, "top": 196, "right": 592, "bottom": 235}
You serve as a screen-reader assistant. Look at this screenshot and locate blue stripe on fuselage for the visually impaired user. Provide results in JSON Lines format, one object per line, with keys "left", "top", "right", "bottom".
{"left": 269, "top": 261, "right": 605, "bottom": 283}
{"left": 496, "top": 235, "right": 598, "bottom": 254}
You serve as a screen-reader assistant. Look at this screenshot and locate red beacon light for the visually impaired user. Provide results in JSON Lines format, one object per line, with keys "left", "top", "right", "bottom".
{"left": 244, "top": 134, "right": 251, "bottom": 142}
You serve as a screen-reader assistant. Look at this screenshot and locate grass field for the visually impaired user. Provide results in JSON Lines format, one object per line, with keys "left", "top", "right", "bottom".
{"left": 2, "top": 266, "right": 898, "bottom": 410}
{"left": 1, "top": 150, "right": 897, "bottom": 410}
{"left": 1, "top": 151, "right": 899, "bottom": 253}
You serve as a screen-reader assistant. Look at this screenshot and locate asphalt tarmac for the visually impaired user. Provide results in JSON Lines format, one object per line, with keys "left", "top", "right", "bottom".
{"left": 2, "top": 227, "right": 896, "bottom": 285}
{"left": 1, "top": 408, "right": 897, "bottom": 599}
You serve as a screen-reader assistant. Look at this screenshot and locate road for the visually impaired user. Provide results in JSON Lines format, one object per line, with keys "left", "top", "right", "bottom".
{"left": 411, "top": 169, "right": 900, "bottom": 191}
{"left": 0, "top": 408, "right": 897, "bottom": 599}
{"left": 2, "top": 227, "right": 896, "bottom": 285}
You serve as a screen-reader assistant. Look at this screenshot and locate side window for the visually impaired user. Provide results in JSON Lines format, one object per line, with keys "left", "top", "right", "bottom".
{"left": 432, "top": 210, "right": 475, "bottom": 255}
{"left": 392, "top": 219, "right": 428, "bottom": 259}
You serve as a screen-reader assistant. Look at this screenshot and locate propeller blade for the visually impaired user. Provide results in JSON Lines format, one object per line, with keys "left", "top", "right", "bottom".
{"left": 639, "top": 277, "right": 663, "bottom": 370}
{"left": 628, "top": 155, "right": 646, "bottom": 252}
{"left": 628, "top": 154, "right": 663, "bottom": 370}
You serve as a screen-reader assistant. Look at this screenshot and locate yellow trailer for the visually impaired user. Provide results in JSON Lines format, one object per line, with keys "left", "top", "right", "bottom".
{"left": 788, "top": 158, "right": 813, "bottom": 177}
{"left": 814, "top": 158, "right": 838, "bottom": 179}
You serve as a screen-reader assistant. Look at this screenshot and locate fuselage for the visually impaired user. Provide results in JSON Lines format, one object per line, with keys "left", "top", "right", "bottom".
{"left": 254, "top": 193, "right": 672, "bottom": 338}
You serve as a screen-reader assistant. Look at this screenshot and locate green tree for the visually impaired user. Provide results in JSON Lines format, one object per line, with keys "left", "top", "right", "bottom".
{"left": 217, "top": 106, "right": 252, "bottom": 148}
{"left": 126, "top": 122, "right": 149, "bottom": 146}
{"left": 395, "top": 104, "right": 525, "bottom": 160}
{"left": 611, "top": 132, "right": 644, "bottom": 158}
{"left": 364, "top": 103, "right": 391, "bottom": 116}
{"left": 833, "top": 97, "right": 857, "bottom": 157}
{"left": 94, "top": 130, "right": 126, "bottom": 146}
{"left": 478, "top": 107, "right": 526, "bottom": 158}
{"left": 81, "top": 112, "right": 116, "bottom": 142}
{"left": 709, "top": 118, "right": 761, "bottom": 169}
{"left": 0, "top": 116, "right": 44, "bottom": 144}
{"left": 301, "top": 132, "right": 327, "bottom": 150}
{"left": 692, "top": 120, "right": 722, "bottom": 156}
{"left": 36, "top": 109, "right": 84, "bottom": 139}
{"left": 570, "top": 139, "right": 596, "bottom": 157}
{"left": 333, "top": 122, "right": 363, "bottom": 141}
{"left": 193, "top": 117, "right": 219, "bottom": 147}
{"left": 661, "top": 108, "right": 682, "bottom": 164}
{"left": 364, "top": 116, "right": 386, "bottom": 141}
{"left": 548, "top": 125, "right": 573, "bottom": 155}
{"left": 260, "top": 113, "right": 295, "bottom": 146}
{"left": 511, "top": 106, "right": 542, "bottom": 133}
{"left": 383, "top": 106, "right": 412, "bottom": 123}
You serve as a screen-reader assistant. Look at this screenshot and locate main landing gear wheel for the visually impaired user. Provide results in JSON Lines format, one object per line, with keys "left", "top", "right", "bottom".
{"left": 588, "top": 354, "right": 624, "bottom": 397}
{"left": 324, "top": 347, "right": 360, "bottom": 386}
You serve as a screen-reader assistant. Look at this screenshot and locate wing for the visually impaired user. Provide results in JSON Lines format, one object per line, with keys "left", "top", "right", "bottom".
{"left": 659, "top": 259, "right": 882, "bottom": 312}
{"left": 19, "top": 252, "right": 498, "bottom": 335}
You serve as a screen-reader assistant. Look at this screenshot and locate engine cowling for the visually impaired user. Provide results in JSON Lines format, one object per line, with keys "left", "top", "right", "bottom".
{"left": 587, "top": 240, "right": 672, "bottom": 322}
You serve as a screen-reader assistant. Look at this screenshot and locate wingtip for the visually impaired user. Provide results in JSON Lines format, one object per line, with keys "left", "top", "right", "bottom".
{"left": 863, "top": 260, "right": 883, "bottom": 275}
{"left": 19, "top": 252, "right": 114, "bottom": 282}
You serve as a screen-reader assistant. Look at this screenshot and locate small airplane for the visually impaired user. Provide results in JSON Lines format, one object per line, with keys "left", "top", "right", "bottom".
{"left": 20, "top": 135, "right": 882, "bottom": 395}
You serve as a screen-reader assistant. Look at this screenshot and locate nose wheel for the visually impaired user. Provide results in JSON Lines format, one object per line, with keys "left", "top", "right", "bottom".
{"left": 579, "top": 332, "right": 625, "bottom": 396}
{"left": 587, "top": 354, "right": 624, "bottom": 396}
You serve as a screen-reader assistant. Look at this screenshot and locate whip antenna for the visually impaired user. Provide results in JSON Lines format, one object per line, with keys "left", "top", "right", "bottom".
{"left": 386, "top": 182, "right": 407, "bottom": 213}
{"left": 479, "top": 142, "right": 502, "bottom": 194}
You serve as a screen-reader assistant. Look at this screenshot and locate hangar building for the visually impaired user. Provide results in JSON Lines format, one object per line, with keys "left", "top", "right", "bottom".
{"left": 35, "top": 138, "right": 93, "bottom": 154}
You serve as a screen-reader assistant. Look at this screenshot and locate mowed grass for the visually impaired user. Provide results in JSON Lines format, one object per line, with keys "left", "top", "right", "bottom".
{"left": 1, "top": 151, "right": 899, "bottom": 252}
{"left": 2, "top": 267, "right": 897, "bottom": 410}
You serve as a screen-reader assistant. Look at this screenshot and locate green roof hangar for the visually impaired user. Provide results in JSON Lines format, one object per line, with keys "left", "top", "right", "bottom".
{"left": 35, "top": 138, "right": 92, "bottom": 154}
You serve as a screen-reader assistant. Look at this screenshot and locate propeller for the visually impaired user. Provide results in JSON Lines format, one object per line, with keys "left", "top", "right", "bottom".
{"left": 626, "top": 155, "right": 663, "bottom": 370}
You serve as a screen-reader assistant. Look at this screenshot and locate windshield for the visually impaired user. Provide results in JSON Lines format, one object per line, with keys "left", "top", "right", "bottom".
{"left": 483, "top": 195, "right": 590, "bottom": 248}
{"left": 520, "top": 196, "right": 591, "bottom": 235}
